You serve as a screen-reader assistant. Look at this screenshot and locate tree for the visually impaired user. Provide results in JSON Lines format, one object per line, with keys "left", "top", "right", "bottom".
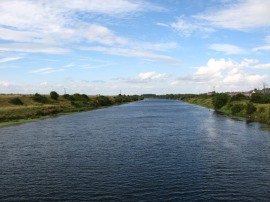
{"left": 212, "top": 93, "right": 229, "bottom": 110}
{"left": 50, "top": 91, "right": 59, "bottom": 100}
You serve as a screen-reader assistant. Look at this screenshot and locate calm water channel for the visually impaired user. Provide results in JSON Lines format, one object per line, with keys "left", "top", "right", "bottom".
{"left": 0, "top": 99, "right": 270, "bottom": 201}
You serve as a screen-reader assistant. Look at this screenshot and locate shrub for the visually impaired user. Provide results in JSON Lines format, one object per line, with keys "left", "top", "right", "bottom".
{"left": 81, "top": 94, "right": 89, "bottom": 100}
{"left": 230, "top": 93, "right": 247, "bottom": 102}
{"left": 72, "top": 93, "right": 89, "bottom": 101}
{"left": 9, "top": 97, "right": 23, "bottom": 105}
{"left": 114, "top": 96, "right": 123, "bottom": 104}
{"left": 50, "top": 91, "right": 59, "bottom": 100}
{"left": 32, "top": 93, "right": 48, "bottom": 103}
{"left": 96, "top": 96, "right": 112, "bottom": 106}
{"left": 246, "top": 102, "right": 256, "bottom": 115}
{"left": 63, "top": 94, "right": 75, "bottom": 101}
{"left": 251, "top": 93, "right": 270, "bottom": 104}
{"left": 212, "top": 93, "right": 229, "bottom": 110}
{"left": 72, "top": 93, "right": 83, "bottom": 101}
{"left": 231, "top": 103, "right": 245, "bottom": 115}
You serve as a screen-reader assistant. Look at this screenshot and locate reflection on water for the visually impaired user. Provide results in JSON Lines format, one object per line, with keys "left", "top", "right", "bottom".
{"left": 0, "top": 99, "right": 270, "bottom": 201}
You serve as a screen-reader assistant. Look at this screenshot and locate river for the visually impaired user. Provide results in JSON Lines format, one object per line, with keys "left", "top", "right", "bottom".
{"left": 0, "top": 99, "right": 270, "bottom": 201}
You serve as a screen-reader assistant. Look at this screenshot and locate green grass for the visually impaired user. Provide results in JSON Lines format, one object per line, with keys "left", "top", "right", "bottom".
{"left": 181, "top": 96, "right": 270, "bottom": 125}
{"left": 0, "top": 94, "right": 143, "bottom": 127}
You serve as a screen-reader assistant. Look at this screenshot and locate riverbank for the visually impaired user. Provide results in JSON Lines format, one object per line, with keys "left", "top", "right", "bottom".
{"left": 0, "top": 93, "right": 143, "bottom": 127}
{"left": 180, "top": 95, "right": 270, "bottom": 125}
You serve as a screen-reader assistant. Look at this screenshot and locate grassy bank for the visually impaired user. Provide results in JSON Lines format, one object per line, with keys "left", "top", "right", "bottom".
{"left": 0, "top": 93, "right": 143, "bottom": 127}
{"left": 180, "top": 94, "right": 270, "bottom": 125}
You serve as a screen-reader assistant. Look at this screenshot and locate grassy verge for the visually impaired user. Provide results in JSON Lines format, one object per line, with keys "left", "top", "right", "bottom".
{"left": 180, "top": 95, "right": 270, "bottom": 125}
{"left": 0, "top": 94, "right": 143, "bottom": 128}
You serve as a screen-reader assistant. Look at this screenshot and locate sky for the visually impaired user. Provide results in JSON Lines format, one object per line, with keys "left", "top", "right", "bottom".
{"left": 0, "top": 0, "right": 270, "bottom": 95}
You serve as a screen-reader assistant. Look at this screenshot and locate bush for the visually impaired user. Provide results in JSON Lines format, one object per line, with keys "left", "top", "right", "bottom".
{"left": 9, "top": 97, "right": 23, "bottom": 105}
{"left": 71, "top": 93, "right": 89, "bottom": 101}
{"left": 231, "top": 103, "right": 245, "bottom": 115}
{"left": 230, "top": 93, "right": 247, "bottom": 102}
{"left": 32, "top": 93, "right": 48, "bottom": 103}
{"left": 96, "top": 96, "right": 112, "bottom": 106}
{"left": 251, "top": 93, "right": 270, "bottom": 104}
{"left": 246, "top": 102, "right": 256, "bottom": 115}
{"left": 81, "top": 94, "right": 89, "bottom": 100}
{"left": 72, "top": 93, "right": 83, "bottom": 101}
{"left": 212, "top": 93, "right": 229, "bottom": 110}
{"left": 63, "top": 94, "right": 75, "bottom": 101}
{"left": 50, "top": 91, "right": 59, "bottom": 100}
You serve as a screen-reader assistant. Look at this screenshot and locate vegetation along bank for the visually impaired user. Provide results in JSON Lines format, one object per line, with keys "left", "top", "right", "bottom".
{"left": 0, "top": 92, "right": 143, "bottom": 127}
{"left": 178, "top": 93, "right": 270, "bottom": 125}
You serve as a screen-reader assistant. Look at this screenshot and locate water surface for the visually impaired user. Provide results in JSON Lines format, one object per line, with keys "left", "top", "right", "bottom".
{"left": 0, "top": 99, "right": 270, "bottom": 201}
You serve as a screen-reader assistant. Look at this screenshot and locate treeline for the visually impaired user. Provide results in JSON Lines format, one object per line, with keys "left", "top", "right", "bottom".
{"left": 0, "top": 92, "right": 143, "bottom": 123}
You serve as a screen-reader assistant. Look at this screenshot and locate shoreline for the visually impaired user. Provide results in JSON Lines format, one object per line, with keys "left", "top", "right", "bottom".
{"left": 179, "top": 97, "right": 270, "bottom": 128}
{"left": 0, "top": 94, "right": 143, "bottom": 128}
{"left": 0, "top": 103, "right": 136, "bottom": 128}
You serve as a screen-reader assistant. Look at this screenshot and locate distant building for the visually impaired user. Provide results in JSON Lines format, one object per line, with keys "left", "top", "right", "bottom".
{"left": 207, "top": 91, "right": 215, "bottom": 96}
{"left": 242, "top": 91, "right": 253, "bottom": 97}
{"left": 226, "top": 92, "right": 239, "bottom": 97}
{"left": 263, "top": 88, "right": 270, "bottom": 94}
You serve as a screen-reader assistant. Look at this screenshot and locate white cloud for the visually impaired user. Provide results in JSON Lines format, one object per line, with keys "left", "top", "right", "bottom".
{"left": 134, "top": 42, "right": 179, "bottom": 51}
{"left": 82, "top": 24, "right": 128, "bottom": 46}
{"left": 31, "top": 67, "right": 65, "bottom": 74}
{"left": 159, "top": 16, "right": 215, "bottom": 37}
{"left": 209, "top": 44, "right": 247, "bottom": 55}
{"left": 253, "top": 35, "right": 270, "bottom": 51}
{"left": 253, "top": 45, "right": 270, "bottom": 51}
{"left": 161, "top": 1, "right": 270, "bottom": 38}
{"left": 170, "top": 16, "right": 199, "bottom": 37}
{"left": 0, "top": 81, "right": 13, "bottom": 87}
{"left": 0, "top": 0, "right": 150, "bottom": 29}
{"left": 79, "top": 46, "right": 180, "bottom": 64}
{"left": 0, "top": 43, "right": 69, "bottom": 54}
{"left": 266, "top": 36, "right": 270, "bottom": 43}
{"left": 0, "top": 57, "right": 23, "bottom": 63}
{"left": 0, "top": 0, "right": 179, "bottom": 65}
{"left": 115, "top": 71, "right": 168, "bottom": 84}
{"left": 0, "top": 0, "right": 163, "bottom": 55}
{"left": 195, "top": 0, "right": 270, "bottom": 30}
{"left": 171, "top": 58, "right": 268, "bottom": 92}
{"left": 59, "top": 0, "right": 144, "bottom": 14}
{"left": 253, "top": 63, "right": 270, "bottom": 70}
{"left": 133, "top": 71, "right": 168, "bottom": 82}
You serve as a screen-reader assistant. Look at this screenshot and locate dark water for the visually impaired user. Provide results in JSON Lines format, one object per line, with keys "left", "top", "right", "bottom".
{"left": 1, "top": 99, "right": 270, "bottom": 201}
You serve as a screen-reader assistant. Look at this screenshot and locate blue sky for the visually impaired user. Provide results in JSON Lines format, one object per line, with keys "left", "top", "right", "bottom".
{"left": 0, "top": 0, "right": 270, "bottom": 95}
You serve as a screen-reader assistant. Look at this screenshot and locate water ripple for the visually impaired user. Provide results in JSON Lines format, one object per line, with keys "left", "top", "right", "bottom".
{"left": 0, "top": 99, "right": 270, "bottom": 201}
